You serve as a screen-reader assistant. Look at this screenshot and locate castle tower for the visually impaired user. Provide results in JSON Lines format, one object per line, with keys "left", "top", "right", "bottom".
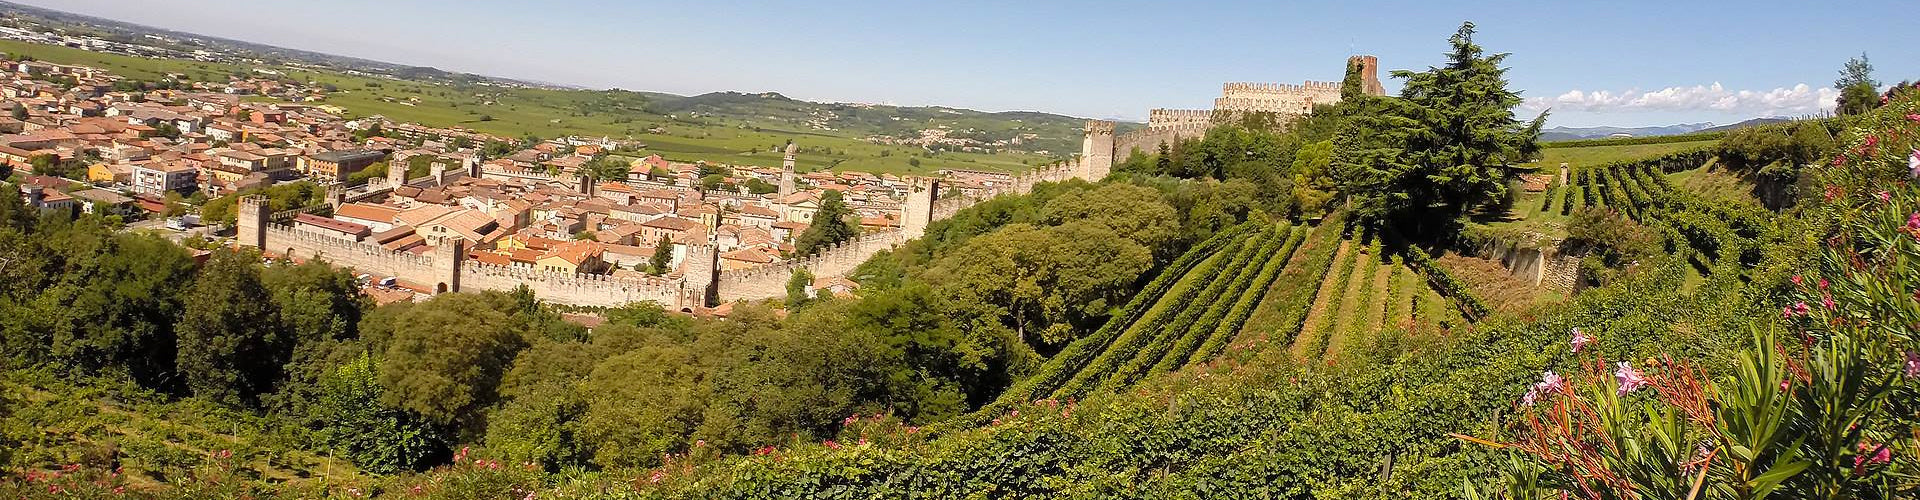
{"left": 236, "top": 194, "right": 268, "bottom": 250}
{"left": 431, "top": 237, "right": 465, "bottom": 294}
{"left": 779, "top": 141, "right": 797, "bottom": 197}
{"left": 462, "top": 155, "right": 480, "bottom": 179}
{"left": 325, "top": 184, "right": 348, "bottom": 210}
{"left": 429, "top": 161, "right": 448, "bottom": 186}
{"left": 901, "top": 176, "right": 937, "bottom": 241}
{"left": 387, "top": 152, "right": 411, "bottom": 187}
{"left": 682, "top": 243, "right": 719, "bottom": 309}
{"left": 1349, "top": 55, "right": 1385, "bottom": 96}
{"left": 1080, "top": 120, "right": 1115, "bottom": 181}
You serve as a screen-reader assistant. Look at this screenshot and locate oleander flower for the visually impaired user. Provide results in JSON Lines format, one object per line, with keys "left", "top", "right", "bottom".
{"left": 1570, "top": 327, "right": 1592, "bottom": 354}
{"left": 1905, "top": 350, "right": 1920, "bottom": 378}
{"left": 1909, "top": 149, "right": 1920, "bottom": 178}
{"left": 1877, "top": 191, "right": 1892, "bottom": 202}
{"left": 1614, "top": 362, "right": 1648, "bottom": 395}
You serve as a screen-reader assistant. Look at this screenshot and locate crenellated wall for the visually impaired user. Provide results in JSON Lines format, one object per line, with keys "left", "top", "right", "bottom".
{"left": 462, "top": 261, "right": 686, "bottom": 308}
{"left": 1113, "top": 123, "right": 1209, "bottom": 159}
{"left": 714, "top": 231, "right": 905, "bottom": 302}
{"left": 261, "top": 223, "right": 439, "bottom": 280}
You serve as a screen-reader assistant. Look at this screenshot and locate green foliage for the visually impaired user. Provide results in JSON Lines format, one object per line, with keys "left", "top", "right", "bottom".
{"left": 318, "top": 352, "right": 446, "bottom": 473}
{"left": 377, "top": 293, "right": 527, "bottom": 431}
{"left": 1835, "top": 53, "right": 1880, "bottom": 116}
{"left": 792, "top": 189, "right": 858, "bottom": 256}
{"left": 1541, "top": 132, "right": 1727, "bottom": 148}
{"left": 649, "top": 235, "right": 674, "bottom": 275}
{"left": 784, "top": 268, "right": 815, "bottom": 310}
{"left": 1336, "top": 22, "right": 1545, "bottom": 231}
{"left": 176, "top": 248, "right": 284, "bottom": 405}
{"left": 200, "top": 181, "right": 328, "bottom": 225}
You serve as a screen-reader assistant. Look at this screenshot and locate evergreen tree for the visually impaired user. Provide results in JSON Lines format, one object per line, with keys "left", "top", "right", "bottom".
{"left": 1835, "top": 53, "right": 1880, "bottom": 116}
{"left": 785, "top": 268, "right": 815, "bottom": 310}
{"left": 176, "top": 248, "right": 284, "bottom": 405}
{"left": 1334, "top": 21, "right": 1545, "bottom": 232}
{"left": 793, "top": 190, "right": 858, "bottom": 257}
{"left": 648, "top": 235, "right": 673, "bottom": 275}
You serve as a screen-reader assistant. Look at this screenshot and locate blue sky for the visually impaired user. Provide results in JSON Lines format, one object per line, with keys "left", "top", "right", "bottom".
{"left": 20, "top": 0, "right": 1919, "bottom": 128}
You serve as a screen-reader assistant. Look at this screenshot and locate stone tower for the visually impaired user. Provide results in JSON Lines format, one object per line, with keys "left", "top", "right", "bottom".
{"left": 431, "top": 237, "right": 465, "bottom": 294}
{"left": 387, "top": 152, "right": 411, "bottom": 187}
{"left": 682, "top": 243, "right": 719, "bottom": 309}
{"left": 1349, "top": 55, "right": 1386, "bottom": 97}
{"left": 1080, "top": 120, "right": 1115, "bottom": 181}
{"left": 901, "top": 176, "right": 938, "bottom": 241}
{"left": 779, "top": 141, "right": 797, "bottom": 197}
{"left": 429, "top": 161, "right": 448, "bottom": 186}
{"left": 325, "top": 184, "right": 348, "bottom": 210}
{"left": 236, "top": 194, "right": 268, "bottom": 250}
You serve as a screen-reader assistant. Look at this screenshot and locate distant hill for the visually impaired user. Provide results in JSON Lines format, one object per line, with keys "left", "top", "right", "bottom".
{"left": 641, "top": 91, "right": 1104, "bottom": 155}
{"left": 1699, "top": 117, "right": 1792, "bottom": 133}
{"left": 1539, "top": 123, "right": 1715, "bottom": 141}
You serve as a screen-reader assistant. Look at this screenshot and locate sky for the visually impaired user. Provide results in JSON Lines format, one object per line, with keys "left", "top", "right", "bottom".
{"left": 18, "top": 0, "right": 1919, "bottom": 128}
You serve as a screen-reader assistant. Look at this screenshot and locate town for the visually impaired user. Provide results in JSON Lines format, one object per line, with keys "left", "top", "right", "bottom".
{"left": 0, "top": 55, "right": 1061, "bottom": 310}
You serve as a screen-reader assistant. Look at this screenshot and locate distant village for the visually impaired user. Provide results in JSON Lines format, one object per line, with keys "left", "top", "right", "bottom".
{"left": 2, "top": 55, "right": 1027, "bottom": 303}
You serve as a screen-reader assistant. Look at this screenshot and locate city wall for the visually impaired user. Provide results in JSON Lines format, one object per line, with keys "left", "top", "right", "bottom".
{"left": 713, "top": 231, "right": 904, "bottom": 303}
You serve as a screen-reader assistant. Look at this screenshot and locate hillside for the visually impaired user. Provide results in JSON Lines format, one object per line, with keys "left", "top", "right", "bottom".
{"left": 0, "top": 39, "right": 1083, "bottom": 176}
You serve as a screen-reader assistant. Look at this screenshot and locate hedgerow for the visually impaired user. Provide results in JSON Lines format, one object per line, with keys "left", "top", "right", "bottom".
{"left": 1180, "top": 226, "right": 1309, "bottom": 369}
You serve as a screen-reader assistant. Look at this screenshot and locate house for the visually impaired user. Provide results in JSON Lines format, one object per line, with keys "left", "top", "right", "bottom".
{"left": 536, "top": 240, "right": 604, "bottom": 274}
{"left": 640, "top": 216, "right": 703, "bottom": 245}
{"left": 718, "top": 247, "right": 777, "bottom": 271}
{"left": 810, "top": 276, "right": 861, "bottom": 298}
{"left": 68, "top": 188, "right": 135, "bottom": 216}
{"left": 306, "top": 149, "right": 387, "bottom": 182}
{"left": 737, "top": 204, "right": 780, "bottom": 229}
{"left": 15, "top": 185, "right": 76, "bottom": 215}
{"left": 292, "top": 213, "right": 372, "bottom": 241}
{"left": 130, "top": 162, "right": 199, "bottom": 195}
{"left": 771, "top": 221, "right": 807, "bottom": 243}
{"left": 333, "top": 202, "right": 401, "bottom": 233}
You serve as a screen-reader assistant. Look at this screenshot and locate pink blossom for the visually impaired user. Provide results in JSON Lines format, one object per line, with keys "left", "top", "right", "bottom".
{"left": 694, "top": 440, "right": 706, "bottom": 448}
{"left": 1523, "top": 371, "right": 1564, "bottom": 406}
{"left": 1877, "top": 191, "right": 1892, "bottom": 202}
{"left": 1908, "top": 113, "right": 1920, "bottom": 123}
{"left": 1822, "top": 295, "right": 1835, "bottom": 310}
{"left": 823, "top": 440, "right": 841, "bottom": 450}
{"left": 1819, "top": 278, "right": 1829, "bottom": 290}
{"left": 1570, "top": 327, "right": 1592, "bottom": 354}
{"left": 1781, "top": 378, "right": 1792, "bottom": 391}
{"left": 1791, "top": 275, "right": 1804, "bottom": 286}
{"left": 1857, "top": 441, "right": 1892, "bottom": 468}
{"left": 905, "top": 426, "right": 919, "bottom": 434}
{"left": 1905, "top": 350, "right": 1920, "bottom": 378}
{"left": 1614, "top": 362, "right": 1647, "bottom": 395}
{"left": 1910, "top": 149, "right": 1920, "bottom": 178}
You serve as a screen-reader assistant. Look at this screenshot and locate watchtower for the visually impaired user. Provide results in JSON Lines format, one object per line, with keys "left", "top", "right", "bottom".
{"left": 901, "top": 176, "right": 938, "bottom": 240}
{"left": 779, "top": 141, "right": 797, "bottom": 197}
{"left": 431, "top": 237, "right": 465, "bottom": 294}
{"left": 236, "top": 194, "right": 268, "bottom": 250}
{"left": 1080, "top": 120, "right": 1115, "bottom": 181}
{"left": 682, "top": 243, "right": 719, "bottom": 310}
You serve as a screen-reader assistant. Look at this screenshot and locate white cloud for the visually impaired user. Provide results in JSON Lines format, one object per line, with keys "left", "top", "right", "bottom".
{"left": 1524, "top": 83, "right": 1839, "bottom": 116}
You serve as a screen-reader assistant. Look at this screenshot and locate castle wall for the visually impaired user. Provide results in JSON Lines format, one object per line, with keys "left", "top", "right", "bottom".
{"left": 714, "top": 231, "right": 904, "bottom": 303}
{"left": 462, "top": 262, "right": 685, "bottom": 308}
{"left": 260, "top": 223, "right": 440, "bottom": 282}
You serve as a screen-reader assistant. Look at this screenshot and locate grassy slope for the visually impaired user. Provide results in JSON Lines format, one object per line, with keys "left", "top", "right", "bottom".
{"left": 0, "top": 40, "right": 1049, "bottom": 176}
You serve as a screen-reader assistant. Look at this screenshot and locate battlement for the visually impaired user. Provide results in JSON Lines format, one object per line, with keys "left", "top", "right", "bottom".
{"left": 479, "top": 164, "right": 582, "bottom": 185}
{"left": 1084, "top": 119, "right": 1115, "bottom": 135}
{"left": 1147, "top": 109, "right": 1216, "bottom": 129}
{"left": 261, "top": 223, "right": 436, "bottom": 269}
{"left": 1221, "top": 81, "right": 1343, "bottom": 95}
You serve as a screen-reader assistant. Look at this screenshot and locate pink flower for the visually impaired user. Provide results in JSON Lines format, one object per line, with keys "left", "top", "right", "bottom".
{"left": 1822, "top": 295, "right": 1835, "bottom": 310}
{"left": 1523, "top": 371, "right": 1564, "bottom": 406}
{"left": 1570, "top": 327, "right": 1592, "bottom": 354}
{"left": 905, "top": 426, "right": 918, "bottom": 434}
{"left": 1791, "top": 275, "right": 1804, "bottom": 286}
{"left": 694, "top": 440, "right": 706, "bottom": 448}
{"left": 1909, "top": 149, "right": 1920, "bottom": 178}
{"left": 823, "top": 440, "right": 841, "bottom": 450}
{"left": 1856, "top": 441, "right": 1892, "bottom": 469}
{"left": 1905, "top": 350, "right": 1920, "bottom": 378}
{"left": 1819, "top": 278, "right": 1829, "bottom": 290}
{"left": 1908, "top": 113, "right": 1920, "bottom": 123}
{"left": 1614, "top": 362, "right": 1647, "bottom": 395}
{"left": 1908, "top": 212, "right": 1920, "bottom": 232}
{"left": 1877, "top": 190, "right": 1892, "bottom": 202}
{"left": 1780, "top": 378, "right": 1792, "bottom": 391}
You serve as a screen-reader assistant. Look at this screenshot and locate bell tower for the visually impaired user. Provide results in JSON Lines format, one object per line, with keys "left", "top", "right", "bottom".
{"left": 779, "top": 141, "right": 797, "bottom": 197}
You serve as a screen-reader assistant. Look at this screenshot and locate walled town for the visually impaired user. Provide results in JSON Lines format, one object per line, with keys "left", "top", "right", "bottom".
{"left": 5, "top": 53, "right": 1374, "bottom": 312}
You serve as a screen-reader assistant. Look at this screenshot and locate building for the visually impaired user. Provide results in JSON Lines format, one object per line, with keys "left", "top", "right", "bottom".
{"left": 307, "top": 149, "right": 387, "bottom": 182}
{"left": 130, "top": 162, "right": 199, "bottom": 195}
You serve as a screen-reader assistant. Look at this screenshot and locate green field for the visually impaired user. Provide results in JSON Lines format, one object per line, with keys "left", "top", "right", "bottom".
{"left": 1526, "top": 139, "right": 1717, "bottom": 171}
{"left": 0, "top": 40, "right": 1056, "bottom": 176}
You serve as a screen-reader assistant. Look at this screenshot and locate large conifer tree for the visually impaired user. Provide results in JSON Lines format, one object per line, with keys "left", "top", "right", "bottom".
{"left": 1334, "top": 22, "right": 1545, "bottom": 233}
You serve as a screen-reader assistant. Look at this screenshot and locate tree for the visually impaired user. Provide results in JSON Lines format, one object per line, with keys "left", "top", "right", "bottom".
{"left": 699, "top": 174, "right": 726, "bottom": 191}
{"left": 582, "top": 155, "right": 630, "bottom": 182}
{"left": 1835, "top": 53, "right": 1880, "bottom": 116}
{"left": 1335, "top": 21, "right": 1545, "bottom": 232}
{"left": 785, "top": 268, "right": 816, "bottom": 310}
{"left": 1290, "top": 140, "right": 1337, "bottom": 217}
{"left": 176, "top": 248, "right": 284, "bottom": 405}
{"left": 1039, "top": 183, "right": 1181, "bottom": 258}
{"left": 927, "top": 222, "right": 1151, "bottom": 349}
{"left": 649, "top": 235, "right": 673, "bottom": 275}
{"left": 794, "top": 190, "right": 859, "bottom": 256}
{"left": 477, "top": 114, "right": 493, "bottom": 122}
{"left": 316, "top": 352, "right": 447, "bottom": 473}
{"left": 10, "top": 104, "right": 25, "bottom": 121}
{"left": 744, "top": 177, "right": 778, "bottom": 195}
{"left": 378, "top": 293, "right": 527, "bottom": 432}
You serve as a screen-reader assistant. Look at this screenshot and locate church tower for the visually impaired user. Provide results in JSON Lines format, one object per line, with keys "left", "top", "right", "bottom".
{"left": 779, "top": 141, "right": 797, "bottom": 197}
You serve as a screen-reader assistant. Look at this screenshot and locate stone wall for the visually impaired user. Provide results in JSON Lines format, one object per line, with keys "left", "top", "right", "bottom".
{"left": 714, "top": 231, "right": 904, "bottom": 303}
{"left": 261, "top": 223, "right": 440, "bottom": 282}
{"left": 462, "top": 262, "right": 687, "bottom": 308}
